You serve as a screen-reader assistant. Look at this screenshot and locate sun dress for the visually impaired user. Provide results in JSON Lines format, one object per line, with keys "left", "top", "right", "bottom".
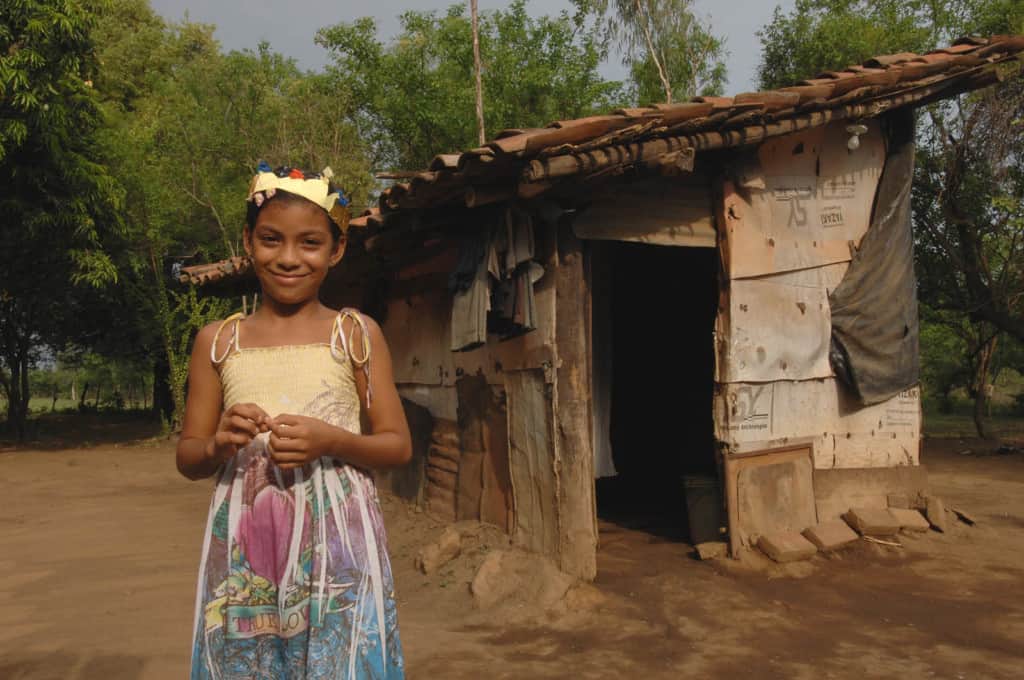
{"left": 190, "top": 310, "right": 404, "bottom": 679}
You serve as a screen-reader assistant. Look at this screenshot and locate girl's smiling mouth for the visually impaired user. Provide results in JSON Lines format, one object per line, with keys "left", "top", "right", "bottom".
{"left": 270, "top": 272, "right": 308, "bottom": 283}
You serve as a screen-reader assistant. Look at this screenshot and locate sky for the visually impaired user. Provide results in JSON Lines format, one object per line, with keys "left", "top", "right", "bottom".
{"left": 149, "top": 0, "right": 795, "bottom": 95}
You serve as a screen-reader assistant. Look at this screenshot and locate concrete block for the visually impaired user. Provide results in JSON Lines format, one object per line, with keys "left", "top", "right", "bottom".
{"left": 695, "top": 541, "right": 728, "bottom": 561}
{"left": 844, "top": 507, "right": 900, "bottom": 536}
{"left": 925, "top": 495, "right": 948, "bottom": 533}
{"left": 890, "top": 508, "right": 930, "bottom": 532}
{"left": 887, "top": 493, "right": 910, "bottom": 509}
{"left": 802, "top": 520, "right": 859, "bottom": 551}
{"left": 814, "top": 466, "right": 928, "bottom": 521}
{"left": 757, "top": 531, "right": 818, "bottom": 563}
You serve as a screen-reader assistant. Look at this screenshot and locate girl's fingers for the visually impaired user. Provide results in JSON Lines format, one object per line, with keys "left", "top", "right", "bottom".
{"left": 228, "top": 415, "right": 259, "bottom": 436}
{"left": 228, "top": 432, "right": 251, "bottom": 446}
{"left": 272, "top": 414, "right": 302, "bottom": 428}
{"left": 270, "top": 451, "right": 307, "bottom": 464}
{"left": 269, "top": 433, "right": 306, "bottom": 452}
{"left": 231, "top": 403, "right": 271, "bottom": 426}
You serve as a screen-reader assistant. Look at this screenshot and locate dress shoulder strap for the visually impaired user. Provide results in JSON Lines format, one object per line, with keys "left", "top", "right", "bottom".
{"left": 210, "top": 313, "right": 245, "bottom": 365}
{"left": 330, "top": 308, "right": 373, "bottom": 407}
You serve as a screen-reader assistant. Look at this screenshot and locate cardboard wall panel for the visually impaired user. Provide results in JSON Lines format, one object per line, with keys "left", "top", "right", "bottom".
{"left": 722, "top": 120, "right": 885, "bottom": 279}
{"left": 715, "top": 380, "right": 921, "bottom": 469}
{"left": 719, "top": 270, "right": 834, "bottom": 383}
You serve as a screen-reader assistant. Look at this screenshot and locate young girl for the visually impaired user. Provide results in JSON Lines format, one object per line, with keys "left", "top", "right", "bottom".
{"left": 177, "top": 165, "right": 411, "bottom": 679}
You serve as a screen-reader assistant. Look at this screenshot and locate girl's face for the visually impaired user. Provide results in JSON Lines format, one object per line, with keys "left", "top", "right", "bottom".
{"left": 244, "top": 198, "right": 344, "bottom": 307}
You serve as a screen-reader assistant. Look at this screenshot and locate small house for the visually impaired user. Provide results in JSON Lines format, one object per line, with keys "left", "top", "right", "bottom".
{"left": 183, "top": 36, "right": 1024, "bottom": 579}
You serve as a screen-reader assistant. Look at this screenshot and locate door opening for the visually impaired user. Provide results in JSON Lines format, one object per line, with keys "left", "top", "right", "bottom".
{"left": 592, "top": 241, "right": 719, "bottom": 542}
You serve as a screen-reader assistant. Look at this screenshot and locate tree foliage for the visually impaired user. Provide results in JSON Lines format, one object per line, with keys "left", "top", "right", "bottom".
{"left": 577, "top": 0, "right": 727, "bottom": 104}
{"left": 0, "top": 0, "right": 124, "bottom": 438}
{"left": 91, "top": 0, "right": 375, "bottom": 429}
{"left": 317, "top": 1, "right": 626, "bottom": 170}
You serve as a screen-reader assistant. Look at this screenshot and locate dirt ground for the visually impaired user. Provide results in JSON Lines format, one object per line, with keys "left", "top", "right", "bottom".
{"left": 2, "top": 427, "right": 1023, "bottom": 679}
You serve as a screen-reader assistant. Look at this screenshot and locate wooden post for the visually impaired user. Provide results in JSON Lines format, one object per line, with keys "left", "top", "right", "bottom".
{"left": 554, "top": 223, "right": 597, "bottom": 580}
{"left": 470, "top": 0, "right": 486, "bottom": 145}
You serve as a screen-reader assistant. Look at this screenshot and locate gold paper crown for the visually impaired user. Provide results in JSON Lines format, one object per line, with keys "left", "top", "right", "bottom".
{"left": 247, "top": 164, "right": 350, "bottom": 234}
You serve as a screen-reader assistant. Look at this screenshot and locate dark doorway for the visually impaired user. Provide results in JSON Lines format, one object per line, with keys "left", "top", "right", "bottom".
{"left": 592, "top": 241, "right": 719, "bottom": 541}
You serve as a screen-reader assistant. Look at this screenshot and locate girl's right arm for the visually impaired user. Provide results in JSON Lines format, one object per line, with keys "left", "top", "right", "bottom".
{"left": 175, "top": 322, "right": 269, "bottom": 480}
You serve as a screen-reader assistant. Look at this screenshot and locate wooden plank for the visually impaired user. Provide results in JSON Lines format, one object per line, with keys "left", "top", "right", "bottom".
{"left": 384, "top": 291, "right": 453, "bottom": 385}
{"left": 722, "top": 120, "right": 885, "bottom": 279}
{"left": 456, "top": 450, "right": 484, "bottom": 521}
{"left": 716, "top": 381, "right": 921, "bottom": 469}
{"left": 572, "top": 176, "right": 716, "bottom": 247}
{"left": 480, "top": 386, "right": 513, "bottom": 532}
{"left": 553, "top": 225, "right": 597, "bottom": 580}
{"left": 506, "top": 369, "right": 559, "bottom": 556}
{"left": 451, "top": 266, "right": 556, "bottom": 385}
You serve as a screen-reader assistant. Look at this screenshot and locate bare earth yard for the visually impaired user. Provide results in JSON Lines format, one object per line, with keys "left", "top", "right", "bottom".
{"left": 2, "top": 426, "right": 1023, "bottom": 679}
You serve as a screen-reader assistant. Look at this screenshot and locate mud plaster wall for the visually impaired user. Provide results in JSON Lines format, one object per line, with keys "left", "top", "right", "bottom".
{"left": 714, "top": 119, "right": 921, "bottom": 470}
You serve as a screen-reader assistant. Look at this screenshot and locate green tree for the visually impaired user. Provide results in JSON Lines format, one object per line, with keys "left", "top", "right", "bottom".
{"left": 578, "top": 0, "right": 727, "bottom": 104}
{"left": 93, "top": 1, "right": 373, "bottom": 429}
{"left": 0, "top": 0, "right": 124, "bottom": 439}
{"left": 317, "top": 1, "right": 626, "bottom": 170}
{"left": 756, "top": 0, "right": 938, "bottom": 91}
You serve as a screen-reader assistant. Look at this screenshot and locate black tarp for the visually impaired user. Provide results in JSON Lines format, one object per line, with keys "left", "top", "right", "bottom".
{"left": 828, "top": 110, "right": 920, "bottom": 405}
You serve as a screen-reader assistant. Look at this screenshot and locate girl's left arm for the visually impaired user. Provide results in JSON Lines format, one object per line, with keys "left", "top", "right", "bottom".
{"left": 269, "top": 315, "right": 413, "bottom": 470}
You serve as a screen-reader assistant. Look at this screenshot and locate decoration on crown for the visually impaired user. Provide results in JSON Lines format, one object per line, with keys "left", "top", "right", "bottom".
{"left": 247, "top": 162, "right": 351, "bottom": 233}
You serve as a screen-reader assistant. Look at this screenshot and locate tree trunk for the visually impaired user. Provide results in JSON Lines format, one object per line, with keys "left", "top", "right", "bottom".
{"left": 51, "top": 384, "right": 58, "bottom": 412}
{"left": 470, "top": 0, "right": 486, "bottom": 145}
{"left": 3, "top": 345, "right": 31, "bottom": 440}
{"left": 79, "top": 382, "right": 90, "bottom": 410}
{"left": 635, "top": 0, "right": 672, "bottom": 103}
{"left": 973, "top": 334, "right": 997, "bottom": 439}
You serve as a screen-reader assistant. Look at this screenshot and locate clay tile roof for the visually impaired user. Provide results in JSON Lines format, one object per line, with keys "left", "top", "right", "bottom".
{"left": 177, "top": 256, "right": 251, "bottom": 287}
{"left": 183, "top": 35, "right": 1023, "bottom": 286}
{"left": 365, "top": 35, "right": 1023, "bottom": 219}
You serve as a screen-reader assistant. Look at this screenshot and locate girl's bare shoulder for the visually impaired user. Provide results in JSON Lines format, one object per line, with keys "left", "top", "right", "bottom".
{"left": 194, "top": 316, "right": 240, "bottom": 362}
{"left": 336, "top": 307, "right": 384, "bottom": 339}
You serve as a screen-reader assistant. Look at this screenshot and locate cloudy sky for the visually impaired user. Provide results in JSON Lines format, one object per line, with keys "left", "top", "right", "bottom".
{"left": 149, "top": 0, "right": 794, "bottom": 94}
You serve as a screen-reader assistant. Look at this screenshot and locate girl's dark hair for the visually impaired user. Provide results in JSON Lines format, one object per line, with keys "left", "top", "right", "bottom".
{"left": 245, "top": 190, "right": 343, "bottom": 242}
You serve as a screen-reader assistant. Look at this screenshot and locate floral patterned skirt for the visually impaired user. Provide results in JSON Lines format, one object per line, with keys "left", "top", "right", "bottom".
{"left": 190, "top": 435, "right": 404, "bottom": 679}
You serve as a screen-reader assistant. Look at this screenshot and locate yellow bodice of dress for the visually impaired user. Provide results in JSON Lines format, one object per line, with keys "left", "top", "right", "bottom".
{"left": 219, "top": 344, "right": 362, "bottom": 434}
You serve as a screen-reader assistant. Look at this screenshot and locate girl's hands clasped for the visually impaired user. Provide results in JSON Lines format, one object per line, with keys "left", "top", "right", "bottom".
{"left": 268, "top": 414, "right": 346, "bottom": 470}
{"left": 207, "top": 403, "right": 271, "bottom": 463}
